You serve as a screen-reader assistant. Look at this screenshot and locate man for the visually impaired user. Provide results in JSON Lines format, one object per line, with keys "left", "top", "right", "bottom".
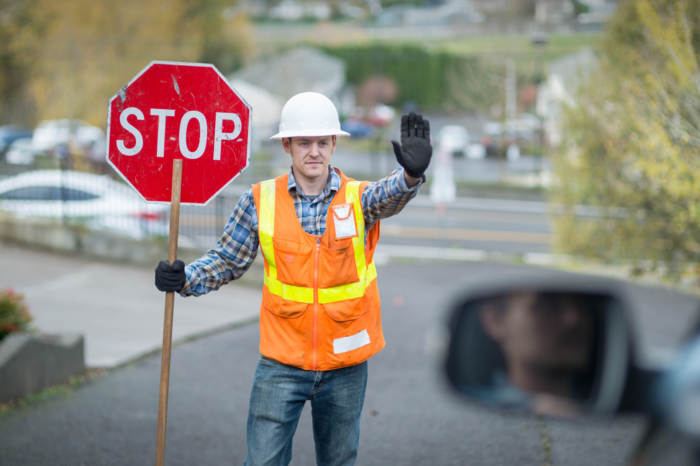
{"left": 154, "top": 92, "right": 432, "bottom": 465}
{"left": 478, "top": 292, "right": 595, "bottom": 417}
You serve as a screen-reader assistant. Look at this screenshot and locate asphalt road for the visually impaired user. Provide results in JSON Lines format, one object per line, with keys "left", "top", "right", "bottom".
{"left": 377, "top": 196, "right": 551, "bottom": 255}
{"left": 2, "top": 262, "right": 698, "bottom": 466}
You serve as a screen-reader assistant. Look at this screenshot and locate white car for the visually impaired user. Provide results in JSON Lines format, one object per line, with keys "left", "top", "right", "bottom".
{"left": 0, "top": 170, "right": 168, "bottom": 239}
{"left": 32, "top": 119, "right": 106, "bottom": 161}
{"left": 5, "top": 138, "right": 42, "bottom": 165}
{"left": 438, "top": 125, "right": 470, "bottom": 155}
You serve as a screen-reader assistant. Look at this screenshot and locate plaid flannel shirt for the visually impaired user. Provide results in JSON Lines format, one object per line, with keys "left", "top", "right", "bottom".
{"left": 180, "top": 165, "right": 422, "bottom": 297}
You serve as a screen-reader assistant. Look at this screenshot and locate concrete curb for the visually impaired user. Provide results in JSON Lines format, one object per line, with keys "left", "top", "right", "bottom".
{"left": 109, "top": 316, "right": 261, "bottom": 371}
{"left": 0, "top": 333, "right": 85, "bottom": 403}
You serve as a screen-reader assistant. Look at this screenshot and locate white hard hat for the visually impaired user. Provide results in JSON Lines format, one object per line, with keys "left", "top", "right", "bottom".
{"left": 270, "top": 92, "right": 350, "bottom": 139}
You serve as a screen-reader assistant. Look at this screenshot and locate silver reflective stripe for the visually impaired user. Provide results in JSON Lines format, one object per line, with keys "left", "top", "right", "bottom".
{"left": 333, "top": 330, "right": 371, "bottom": 354}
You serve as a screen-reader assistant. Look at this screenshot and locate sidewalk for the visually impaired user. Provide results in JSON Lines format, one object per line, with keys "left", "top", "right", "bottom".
{"left": 0, "top": 242, "right": 262, "bottom": 368}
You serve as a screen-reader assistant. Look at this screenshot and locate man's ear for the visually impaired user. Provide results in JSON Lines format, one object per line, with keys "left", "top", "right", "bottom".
{"left": 282, "top": 137, "right": 293, "bottom": 154}
{"left": 331, "top": 136, "right": 337, "bottom": 153}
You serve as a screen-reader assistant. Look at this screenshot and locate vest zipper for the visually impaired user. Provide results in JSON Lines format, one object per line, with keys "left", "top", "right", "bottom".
{"left": 312, "top": 237, "right": 320, "bottom": 371}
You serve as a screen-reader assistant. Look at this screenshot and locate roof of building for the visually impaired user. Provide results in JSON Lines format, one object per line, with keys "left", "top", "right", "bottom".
{"left": 230, "top": 47, "right": 346, "bottom": 101}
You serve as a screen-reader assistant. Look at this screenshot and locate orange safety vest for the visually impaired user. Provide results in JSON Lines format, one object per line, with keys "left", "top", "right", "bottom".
{"left": 251, "top": 168, "right": 384, "bottom": 371}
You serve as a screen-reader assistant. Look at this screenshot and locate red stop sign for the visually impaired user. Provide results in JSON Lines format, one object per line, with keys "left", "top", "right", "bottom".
{"left": 107, "top": 61, "right": 251, "bottom": 205}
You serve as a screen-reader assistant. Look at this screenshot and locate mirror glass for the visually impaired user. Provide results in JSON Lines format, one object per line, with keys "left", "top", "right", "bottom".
{"left": 445, "top": 291, "right": 618, "bottom": 418}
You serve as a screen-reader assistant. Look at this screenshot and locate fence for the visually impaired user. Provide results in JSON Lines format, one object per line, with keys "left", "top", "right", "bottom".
{"left": 0, "top": 153, "right": 246, "bottom": 250}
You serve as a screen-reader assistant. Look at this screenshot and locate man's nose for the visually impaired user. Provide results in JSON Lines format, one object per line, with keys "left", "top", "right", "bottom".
{"left": 309, "top": 143, "right": 321, "bottom": 157}
{"left": 561, "top": 305, "right": 584, "bottom": 327}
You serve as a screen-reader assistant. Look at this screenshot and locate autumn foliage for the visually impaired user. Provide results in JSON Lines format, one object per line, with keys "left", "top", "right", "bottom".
{"left": 0, "top": 0, "right": 256, "bottom": 128}
{"left": 552, "top": 0, "right": 700, "bottom": 280}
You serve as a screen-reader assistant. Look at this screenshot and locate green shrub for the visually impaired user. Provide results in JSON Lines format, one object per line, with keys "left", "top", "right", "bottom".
{"left": 322, "top": 43, "right": 498, "bottom": 112}
{"left": 0, "top": 288, "right": 33, "bottom": 341}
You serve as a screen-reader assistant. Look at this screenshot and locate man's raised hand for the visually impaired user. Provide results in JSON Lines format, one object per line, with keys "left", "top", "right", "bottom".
{"left": 391, "top": 112, "right": 433, "bottom": 179}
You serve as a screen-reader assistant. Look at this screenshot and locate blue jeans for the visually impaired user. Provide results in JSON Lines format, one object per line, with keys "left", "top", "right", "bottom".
{"left": 243, "top": 356, "right": 368, "bottom": 466}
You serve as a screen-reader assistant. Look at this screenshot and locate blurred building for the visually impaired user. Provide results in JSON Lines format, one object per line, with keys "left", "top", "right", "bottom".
{"left": 534, "top": 0, "right": 575, "bottom": 24}
{"left": 230, "top": 47, "right": 346, "bottom": 103}
{"left": 575, "top": 0, "right": 617, "bottom": 29}
{"left": 536, "top": 47, "right": 598, "bottom": 147}
{"left": 229, "top": 79, "right": 285, "bottom": 151}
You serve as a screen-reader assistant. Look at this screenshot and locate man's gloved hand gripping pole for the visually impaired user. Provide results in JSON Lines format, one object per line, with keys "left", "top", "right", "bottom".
{"left": 392, "top": 112, "right": 433, "bottom": 180}
{"left": 155, "top": 260, "right": 186, "bottom": 292}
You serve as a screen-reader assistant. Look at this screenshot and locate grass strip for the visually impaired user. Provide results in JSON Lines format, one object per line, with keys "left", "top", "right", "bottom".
{"left": 0, "top": 368, "right": 106, "bottom": 417}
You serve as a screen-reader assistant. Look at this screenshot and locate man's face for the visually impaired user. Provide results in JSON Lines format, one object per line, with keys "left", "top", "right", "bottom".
{"left": 283, "top": 136, "right": 336, "bottom": 181}
{"left": 480, "top": 292, "right": 594, "bottom": 372}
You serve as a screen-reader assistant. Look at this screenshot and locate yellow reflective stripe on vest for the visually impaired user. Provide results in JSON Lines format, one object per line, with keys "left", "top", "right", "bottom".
{"left": 264, "top": 274, "right": 314, "bottom": 303}
{"left": 318, "top": 262, "right": 377, "bottom": 304}
{"left": 259, "top": 180, "right": 277, "bottom": 279}
{"left": 345, "top": 181, "right": 367, "bottom": 275}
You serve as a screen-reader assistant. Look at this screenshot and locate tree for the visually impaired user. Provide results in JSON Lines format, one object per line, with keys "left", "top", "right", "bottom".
{"left": 2, "top": 0, "right": 255, "bottom": 128}
{"left": 552, "top": 0, "right": 700, "bottom": 280}
{"left": 0, "top": 0, "right": 49, "bottom": 125}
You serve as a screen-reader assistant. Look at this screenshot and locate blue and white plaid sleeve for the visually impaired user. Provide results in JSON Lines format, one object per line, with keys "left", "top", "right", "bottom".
{"left": 179, "top": 189, "right": 259, "bottom": 297}
{"left": 362, "top": 167, "right": 423, "bottom": 230}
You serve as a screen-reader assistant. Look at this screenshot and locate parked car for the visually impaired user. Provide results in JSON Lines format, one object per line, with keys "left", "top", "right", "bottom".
{"left": 438, "top": 125, "right": 470, "bottom": 156}
{"left": 32, "top": 119, "right": 106, "bottom": 161}
{"left": 5, "top": 138, "right": 44, "bottom": 165}
{"left": 0, "top": 170, "right": 168, "bottom": 239}
{"left": 482, "top": 121, "right": 504, "bottom": 157}
{"left": 0, "top": 125, "right": 33, "bottom": 159}
{"left": 439, "top": 275, "right": 700, "bottom": 466}
{"left": 341, "top": 119, "right": 374, "bottom": 138}
{"left": 466, "top": 143, "right": 486, "bottom": 160}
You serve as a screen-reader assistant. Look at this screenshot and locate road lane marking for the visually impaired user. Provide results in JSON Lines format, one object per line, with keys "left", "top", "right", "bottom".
{"left": 380, "top": 224, "right": 551, "bottom": 244}
{"left": 399, "top": 208, "right": 551, "bottom": 224}
{"left": 373, "top": 244, "right": 564, "bottom": 265}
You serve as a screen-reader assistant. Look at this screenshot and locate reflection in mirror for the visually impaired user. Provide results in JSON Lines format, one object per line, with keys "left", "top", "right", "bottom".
{"left": 447, "top": 292, "right": 611, "bottom": 418}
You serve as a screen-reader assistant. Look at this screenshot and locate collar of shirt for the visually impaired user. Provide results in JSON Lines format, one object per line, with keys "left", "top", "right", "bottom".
{"left": 287, "top": 165, "right": 341, "bottom": 203}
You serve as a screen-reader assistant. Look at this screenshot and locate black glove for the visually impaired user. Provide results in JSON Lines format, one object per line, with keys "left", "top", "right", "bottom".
{"left": 155, "top": 260, "right": 186, "bottom": 292}
{"left": 391, "top": 112, "right": 433, "bottom": 179}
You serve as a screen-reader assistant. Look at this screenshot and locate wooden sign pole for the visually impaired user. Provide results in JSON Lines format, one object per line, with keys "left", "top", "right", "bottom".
{"left": 155, "top": 159, "right": 183, "bottom": 466}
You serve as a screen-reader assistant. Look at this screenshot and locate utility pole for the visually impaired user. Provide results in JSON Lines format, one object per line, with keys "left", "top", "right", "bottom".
{"left": 531, "top": 32, "right": 548, "bottom": 180}
{"left": 505, "top": 59, "right": 516, "bottom": 138}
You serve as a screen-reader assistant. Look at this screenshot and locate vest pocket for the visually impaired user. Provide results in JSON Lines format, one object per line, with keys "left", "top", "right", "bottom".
{"left": 319, "top": 241, "right": 360, "bottom": 289}
{"left": 322, "top": 286, "right": 373, "bottom": 322}
{"left": 272, "top": 238, "right": 314, "bottom": 288}
{"left": 264, "top": 289, "right": 310, "bottom": 319}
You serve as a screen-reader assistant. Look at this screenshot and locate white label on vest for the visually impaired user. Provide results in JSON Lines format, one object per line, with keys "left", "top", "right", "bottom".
{"left": 332, "top": 203, "right": 357, "bottom": 239}
{"left": 333, "top": 329, "right": 371, "bottom": 354}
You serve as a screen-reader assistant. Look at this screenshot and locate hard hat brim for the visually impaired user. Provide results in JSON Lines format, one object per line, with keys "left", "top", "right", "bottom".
{"left": 270, "top": 129, "right": 351, "bottom": 140}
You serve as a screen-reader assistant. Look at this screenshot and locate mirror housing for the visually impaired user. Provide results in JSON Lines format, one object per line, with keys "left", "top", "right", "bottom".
{"left": 442, "top": 275, "right": 635, "bottom": 418}
{"left": 657, "top": 335, "right": 700, "bottom": 437}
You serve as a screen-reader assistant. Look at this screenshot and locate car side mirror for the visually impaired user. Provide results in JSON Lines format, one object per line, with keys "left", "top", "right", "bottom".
{"left": 442, "top": 280, "right": 634, "bottom": 418}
